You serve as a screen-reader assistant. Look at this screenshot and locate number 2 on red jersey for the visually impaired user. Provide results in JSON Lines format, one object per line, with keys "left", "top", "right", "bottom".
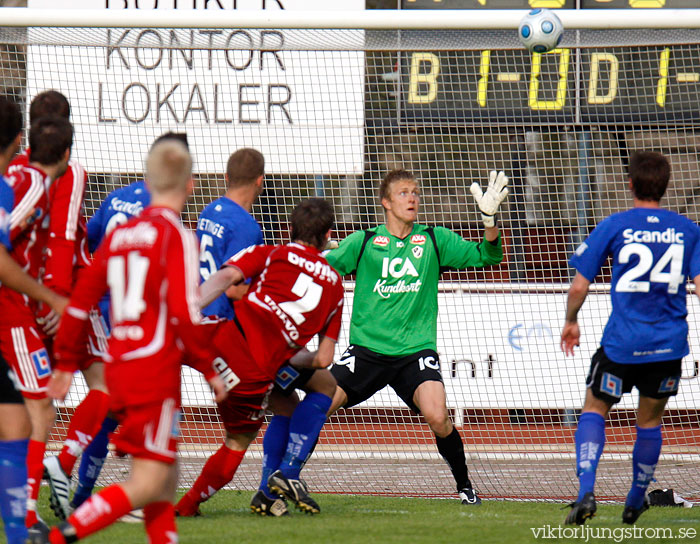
{"left": 278, "top": 272, "right": 323, "bottom": 325}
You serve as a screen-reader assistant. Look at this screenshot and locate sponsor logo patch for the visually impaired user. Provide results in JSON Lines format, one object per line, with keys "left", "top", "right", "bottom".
{"left": 658, "top": 375, "right": 680, "bottom": 394}
{"left": 600, "top": 372, "right": 622, "bottom": 398}
{"left": 30, "top": 348, "right": 51, "bottom": 378}
{"left": 373, "top": 236, "right": 389, "bottom": 247}
{"left": 410, "top": 234, "right": 426, "bottom": 245}
{"left": 275, "top": 364, "right": 300, "bottom": 390}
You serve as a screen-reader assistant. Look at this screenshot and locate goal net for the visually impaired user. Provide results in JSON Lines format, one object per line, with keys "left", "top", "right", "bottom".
{"left": 2, "top": 8, "right": 699, "bottom": 502}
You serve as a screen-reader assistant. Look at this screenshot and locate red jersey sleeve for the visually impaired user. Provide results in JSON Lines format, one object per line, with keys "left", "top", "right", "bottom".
{"left": 319, "top": 297, "right": 344, "bottom": 342}
{"left": 224, "top": 245, "right": 271, "bottom": 280}
{"left": 166, "top": 225, "right": 218, "bottom": 381}
{"left": 45, "top": 162, "right": 87, "bottom": 296}
{"left": 53, "top": 244, "right": 109, "bottom": 372}
{"left": 8, "top": 171, "right": 44, "bottom": 241}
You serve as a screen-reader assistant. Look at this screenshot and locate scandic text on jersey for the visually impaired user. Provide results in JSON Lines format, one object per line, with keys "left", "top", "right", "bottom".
{"left": 623, "top": 227, "right": 684, "bottom": 245}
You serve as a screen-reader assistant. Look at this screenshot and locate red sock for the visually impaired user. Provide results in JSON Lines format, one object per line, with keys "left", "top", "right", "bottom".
{"left": 25, "top": 439, "right": 46, "bottom": 527}
{"left": 144, "top": 501, "right": 177, "bottom": 544}
{"left": 175, "top": 445, "right": 244, "bottom": 516}
{"left": 68, "top": 484, "right": 132, "bottom": 539}
{"left": 58, "top": 389, "right": 110, "bottom": 475}
{"left": 48, "top": 528, "right": 67, "bottom": 544}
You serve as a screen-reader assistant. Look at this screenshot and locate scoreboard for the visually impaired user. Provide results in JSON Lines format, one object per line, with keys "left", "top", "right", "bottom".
{"left": 402, "top": 0, "right": 699, "bottom": 9}
{"left": 397, "top": 1, "right": 700, "bottom": 124}
{"left": 402, "top": 46, "right": 700, "bottom": 124}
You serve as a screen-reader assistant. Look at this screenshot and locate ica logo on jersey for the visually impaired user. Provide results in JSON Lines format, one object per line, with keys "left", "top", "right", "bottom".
{"left": 381, "top": 257, "right": 418, "bottom": 279}
{"left": 373, "top": 257, "right": 422, "bottom": 299}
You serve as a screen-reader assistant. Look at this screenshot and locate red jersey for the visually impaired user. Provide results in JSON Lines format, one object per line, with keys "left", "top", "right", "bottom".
{"left": 225, "top": 242, "right": 344, "bottom": 380}
{"left": 54, "top": 206, "right": 217, "bottom": 408}
{"left": 0, "top": 164, "right": 51, "bottom": 325}
{"left": 9, "top": 150, "right": 90, "bottom": 296}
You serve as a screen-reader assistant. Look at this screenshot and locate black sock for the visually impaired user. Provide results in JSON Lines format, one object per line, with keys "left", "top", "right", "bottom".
{"left": 435, "top": 427, "right": 471, "bottom": 491}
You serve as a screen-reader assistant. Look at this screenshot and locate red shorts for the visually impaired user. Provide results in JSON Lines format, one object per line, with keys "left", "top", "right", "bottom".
{"left": 80, "top": 309, "right": 108, "bottom": 370}
{"left": 202, "top": 319, "right": 277, "bottom": 434}
{"left": 217, "top": 384, "right": 273, "bottom": 435}
{"left": 0, "top": 324, "right": 52, "bottom": 399}
{"left": 112, "top": 398, "right": 180, "bottom": 464}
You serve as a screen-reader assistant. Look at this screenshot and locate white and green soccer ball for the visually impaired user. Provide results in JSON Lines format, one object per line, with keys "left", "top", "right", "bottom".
{"left": 518, "top": 8, "right": 564, "bottom": 54}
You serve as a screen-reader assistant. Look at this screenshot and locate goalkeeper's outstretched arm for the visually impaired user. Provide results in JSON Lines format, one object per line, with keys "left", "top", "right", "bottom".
{"left": 470, "top": 170, "right": 509, "bottom": 241}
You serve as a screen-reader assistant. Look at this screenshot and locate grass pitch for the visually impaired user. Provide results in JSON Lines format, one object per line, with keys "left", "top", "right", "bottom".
{"left": 35, "top": 490, "right": 700, "bottom": 544}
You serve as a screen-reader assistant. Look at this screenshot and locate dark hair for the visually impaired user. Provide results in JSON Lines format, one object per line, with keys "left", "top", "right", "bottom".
{"left": 29, "top": 90, "right": 70, "bottom": 123}
{"left": 628, "top": 151, "right": 670, "bottom": 202}
{"left": 0, "top": 95, "right": 22, "bottom": 152}
{"left": 226, "top": 148, "right": 264, "bottom": 188}
{"left": 151, "top": 131, "right": 189, "bottom": 150}
{"left": 29, "top": 116, "right": 73, "bottom": 165}
{"left": 379, "top": 169, "right": 416, "bottom": 202}
{"left": 290, "top": 198, "right": 335, "bottom": 250}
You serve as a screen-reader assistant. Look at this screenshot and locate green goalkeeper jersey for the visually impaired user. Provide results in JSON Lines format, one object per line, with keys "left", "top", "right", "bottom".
{"left": 325, "top": 223, "right": 503, "bottom": 357}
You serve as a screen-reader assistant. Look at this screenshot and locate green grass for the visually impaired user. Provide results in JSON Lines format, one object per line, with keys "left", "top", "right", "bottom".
{"left": 34, "top": 491, "right": 700, "bottom": 544}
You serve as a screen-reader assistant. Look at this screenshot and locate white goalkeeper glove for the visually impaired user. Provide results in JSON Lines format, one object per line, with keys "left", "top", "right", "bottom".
{"left": 470, "top": 170, "right": 509, "bottom": 228}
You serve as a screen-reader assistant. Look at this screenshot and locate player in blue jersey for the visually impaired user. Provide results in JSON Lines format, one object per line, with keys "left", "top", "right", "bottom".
{"left": 196, "top": 148, "right": 265, "bottom": 319}
{"left": 68, "top": 133, "right": 186, "bottom": 516}
{"left": 0, "top": 96, "right": 67, "bottom": 544}
{"left": 561, "top": 151, "right": 700, "bottom": 526}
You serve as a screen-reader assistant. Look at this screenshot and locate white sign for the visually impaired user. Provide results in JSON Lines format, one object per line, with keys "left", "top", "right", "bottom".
{"left": 335, "top": 291, "right": 700, "bottom": 411}
{"left": 71, "top": 291, "right": 700, "bottom": 411}
{"left": 26, "top": 0, "right": 365, "bottom": 175}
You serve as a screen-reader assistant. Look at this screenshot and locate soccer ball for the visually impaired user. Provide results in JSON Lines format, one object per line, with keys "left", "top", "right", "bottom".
{"left": 518, "top": 8, "right": 564, "bottom": 54}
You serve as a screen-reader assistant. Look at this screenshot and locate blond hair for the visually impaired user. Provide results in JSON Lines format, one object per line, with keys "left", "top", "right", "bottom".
{"left": 146, "top": 139, "right": 192, "bottom": 195}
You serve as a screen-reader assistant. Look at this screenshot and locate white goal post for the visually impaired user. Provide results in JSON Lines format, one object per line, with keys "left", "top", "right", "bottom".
{"left": 2, "top": 6, "right": 699, "bottom": 502}
{"left": 3, "top": 8, "right": 700, "bottom": 29}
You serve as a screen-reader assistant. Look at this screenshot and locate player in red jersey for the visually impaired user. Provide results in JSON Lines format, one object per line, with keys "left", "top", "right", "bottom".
{"left": 0, "top": 96, "right": 68, "bottom": 544}
{"left": 36, "top": 139, "right": 226, "bottom": 544}
{"left": 8, "top": 90, "right": 111, "bottom": 522}
{"left": 175, "top": 198, "right": 344, "bottom": 517}
{"left": 0, "top": 116, "right": 73, "bottom": 535}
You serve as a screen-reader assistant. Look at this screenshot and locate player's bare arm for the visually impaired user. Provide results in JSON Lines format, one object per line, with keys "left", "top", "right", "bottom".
{"left": 693, "top": 275, "right": 700, "bottom": 304}
{"left": 561, "top": 272, "right": 591, "bottom": 356}
{"left": 207, "top": 373, "right": 228, "bottom": 403}
{"left": 198, "top": 265, "right": 244, "bottom": 309}
{"left": 289, "top": 336, "right": 337, "bottom": 369}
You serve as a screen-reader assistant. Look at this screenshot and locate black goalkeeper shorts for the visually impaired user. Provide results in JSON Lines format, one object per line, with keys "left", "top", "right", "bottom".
{"left": 587, "top": 347, "right": 682, "bottom": 404}
{"left": 330, "top": 345, "right": 443, "bottom": 414}
{"left": 0, "top": 351, "right": 23, "bottom": 404}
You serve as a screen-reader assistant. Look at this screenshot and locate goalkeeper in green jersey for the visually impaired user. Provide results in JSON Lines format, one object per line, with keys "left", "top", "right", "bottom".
{"left": 325, "top": 168, "right": 508, "bottom": 505}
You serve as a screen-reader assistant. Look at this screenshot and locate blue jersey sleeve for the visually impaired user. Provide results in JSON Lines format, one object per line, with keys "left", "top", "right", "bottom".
{"left": 223, "top": 222, "right": 263, "bottom": 263}
{"left": 0, "top": 178, "right": 13, "bottom": 251}
{"left": 87, "top": 202, "right": 106, "bottom": 253}
{"left": 569, "top": 219, "right": 615, "bottom": 282}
